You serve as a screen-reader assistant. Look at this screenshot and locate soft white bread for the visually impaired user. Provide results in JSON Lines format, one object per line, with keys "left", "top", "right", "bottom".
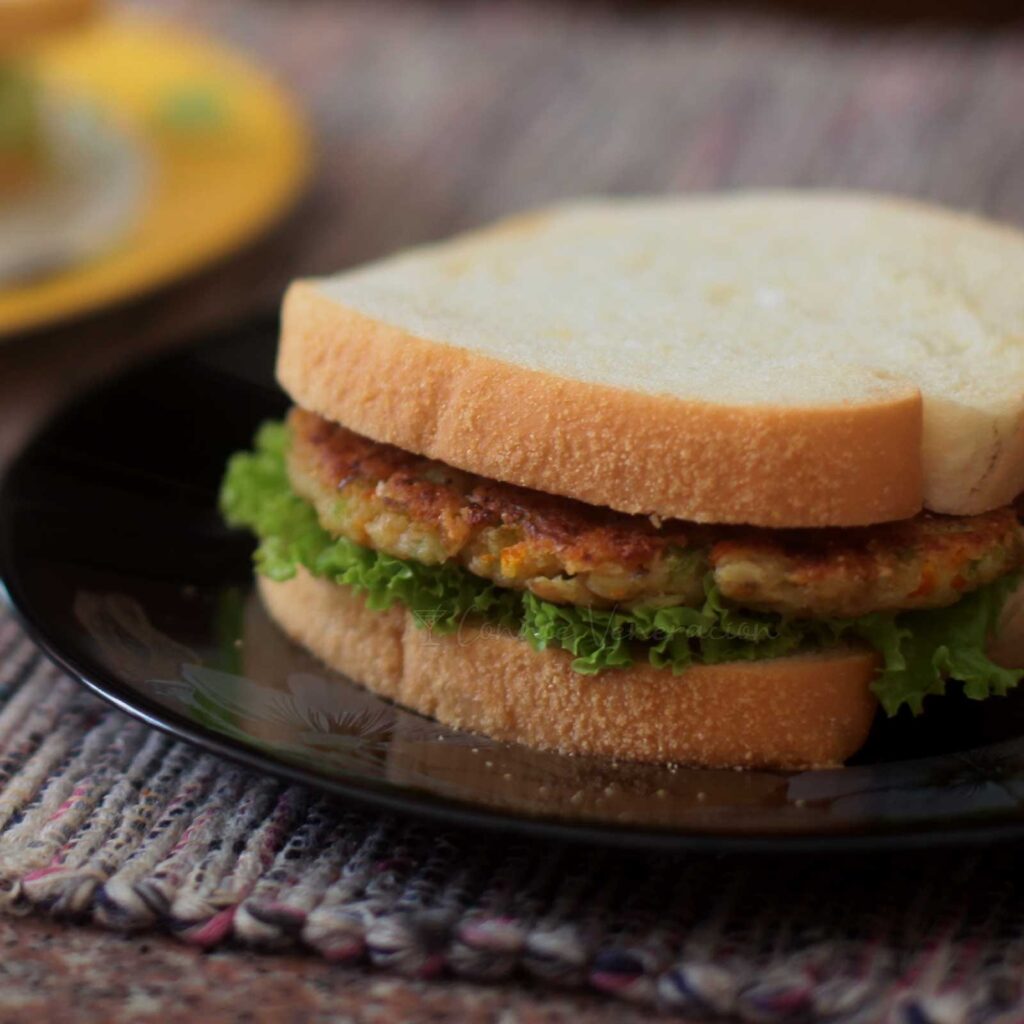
{"left": 258, "top": 571, "right": 880, "bottom": 769}
{"left": 279, "top": 191, "right": 1024, "bottom": 527}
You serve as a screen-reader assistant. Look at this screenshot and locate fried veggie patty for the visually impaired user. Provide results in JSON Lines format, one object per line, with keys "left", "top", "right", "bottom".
{"left": 287, "top": 408, "right": 1024, "bottom": 618}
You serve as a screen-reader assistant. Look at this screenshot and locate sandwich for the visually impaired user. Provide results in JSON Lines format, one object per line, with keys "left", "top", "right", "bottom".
{"left": 0, "top": 59, "right": 44, "bottom": 196}
{"left": 221, "top": 191, "right": 1024, "bottom": 769}
{"left": 0, "top": 0, "right": 97, "bottom": 197}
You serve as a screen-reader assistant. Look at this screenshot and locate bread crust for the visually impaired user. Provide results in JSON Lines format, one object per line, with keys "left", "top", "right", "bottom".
{"left": 258, "top": 570, "right": 880, "bottom": 769}
{"left": 279, "top": 281, "right": 922, "bottom": 528}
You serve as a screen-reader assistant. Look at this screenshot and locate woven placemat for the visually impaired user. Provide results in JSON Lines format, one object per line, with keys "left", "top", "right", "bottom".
{"left": 1, "top": 604, "right": 1023, "bottom": 1021}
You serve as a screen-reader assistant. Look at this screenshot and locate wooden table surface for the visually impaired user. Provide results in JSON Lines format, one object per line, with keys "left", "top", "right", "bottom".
{"left": 2, "top": 1, "right": 1024, "bottom": 1019}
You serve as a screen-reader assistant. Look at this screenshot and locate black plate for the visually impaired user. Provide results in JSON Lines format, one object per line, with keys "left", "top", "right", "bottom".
{"left": 4, "top": 319, "right": 1024, "bottom": 852}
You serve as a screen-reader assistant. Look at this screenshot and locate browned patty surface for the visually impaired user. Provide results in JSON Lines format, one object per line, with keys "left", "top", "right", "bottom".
{"left": 287, "top": 408, "right": 1024, "bottom": 617}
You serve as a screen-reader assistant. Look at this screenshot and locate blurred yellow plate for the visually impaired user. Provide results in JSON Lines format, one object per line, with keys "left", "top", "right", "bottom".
{"left": 0, "top": 15, "right": 310, "bottom": 338}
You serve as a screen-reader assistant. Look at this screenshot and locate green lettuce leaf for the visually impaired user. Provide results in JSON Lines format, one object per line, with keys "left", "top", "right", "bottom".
{"left": 846, "top": 577, "right": 1023, "bottom": 715}
{"left": 221, "top": 422, "right": 1023, "bottom": 715}
{"left": 220, "top": 423, "right": 521, "bottom": 633}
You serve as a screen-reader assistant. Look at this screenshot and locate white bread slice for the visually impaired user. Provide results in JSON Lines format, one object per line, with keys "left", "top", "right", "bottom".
{"left": 279, "top": 191, "right": 1024, "bottom": 527}
{"left": 258, "top": 570, "right": 880, "bottom": 769}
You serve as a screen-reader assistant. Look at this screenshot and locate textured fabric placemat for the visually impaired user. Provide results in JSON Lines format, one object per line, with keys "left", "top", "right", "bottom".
{"left": 0, "top": 604, "right": 1022, "bottom": 1022}
{"left": 5, "top": 8, "right": 1024, "bottom": 1018}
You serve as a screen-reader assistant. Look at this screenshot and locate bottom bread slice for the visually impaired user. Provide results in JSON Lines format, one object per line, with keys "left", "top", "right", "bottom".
{"left": 258, "top": 569, "right": 880, "bottom": 769}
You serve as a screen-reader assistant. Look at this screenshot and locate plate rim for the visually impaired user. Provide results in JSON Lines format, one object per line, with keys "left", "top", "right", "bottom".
{"left": 5, "top": 321, "right": 1024, "bottom": 853}
{"left": 10, "top": 584, "right": 1024, "bottom": 855}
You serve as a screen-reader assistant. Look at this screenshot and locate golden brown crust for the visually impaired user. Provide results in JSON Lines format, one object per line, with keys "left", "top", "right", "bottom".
{"left": 278, "top": 281, "right": 924, "bottom": 528}
{"left": 288, "top": 406, "right": 1024, "bottom": 617}
{"left": 288, "top": 405, "right": 695, "bottom": 564}
{"left": 710, "top": 506, "right": 1024, "bottom": 618}
{"left": 258, "top": 570, "right": 881, "bottom": 769}
{"left": 287, "top": 406, "right": 708, "bottom": 609}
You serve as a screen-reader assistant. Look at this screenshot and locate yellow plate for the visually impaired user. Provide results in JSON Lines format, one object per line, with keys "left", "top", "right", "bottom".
{"left": 0, "top": 15, "right": 310, "bottom": 338}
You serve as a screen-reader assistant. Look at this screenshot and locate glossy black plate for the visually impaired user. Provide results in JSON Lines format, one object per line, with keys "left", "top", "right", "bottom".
{"left": 4, "top": 320, "right": 1024, "bottom": 852}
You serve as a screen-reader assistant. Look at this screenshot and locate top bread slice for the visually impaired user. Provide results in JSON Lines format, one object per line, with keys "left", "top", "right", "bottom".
{"left": 279, "top": 191, "right": 1024, "bottom": 527}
